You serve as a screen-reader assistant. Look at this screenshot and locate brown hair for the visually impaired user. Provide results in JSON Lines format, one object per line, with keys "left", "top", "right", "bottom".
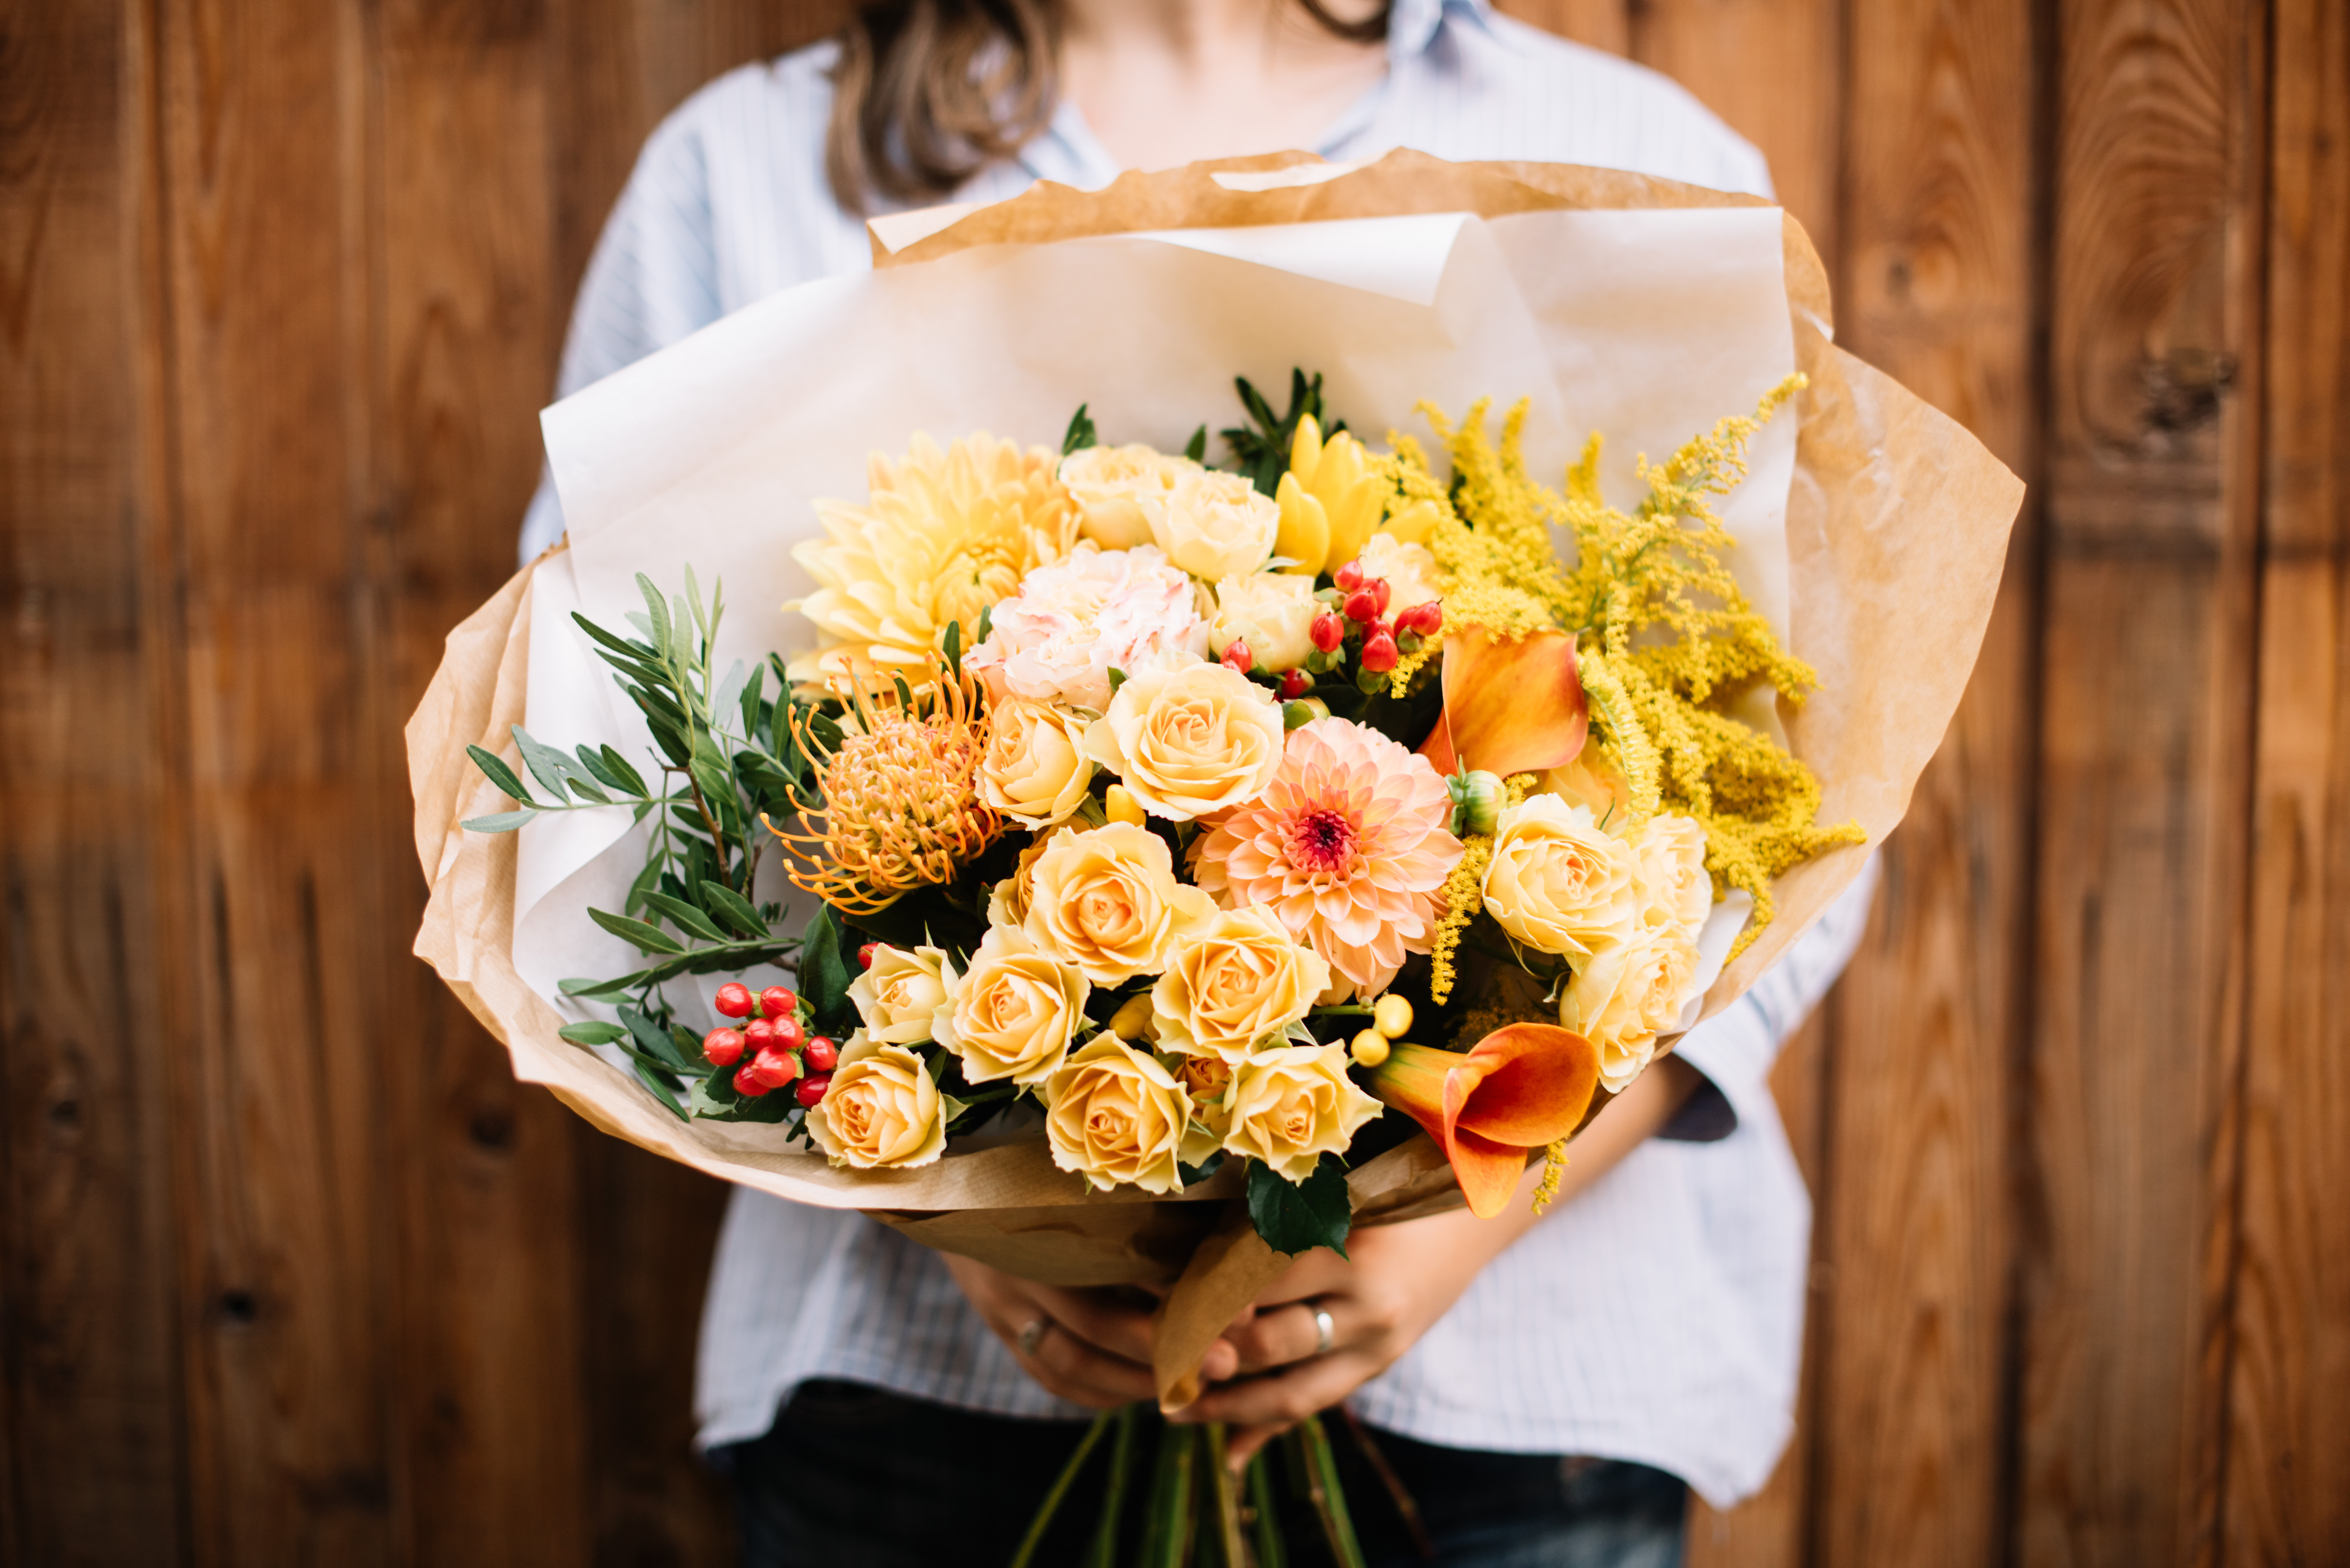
{"left": 825, "top": 0, "right": 1392, "bottom": 213}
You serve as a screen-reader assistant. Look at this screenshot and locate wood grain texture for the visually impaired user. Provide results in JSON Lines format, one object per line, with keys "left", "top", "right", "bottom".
{"left": 1491, "top": 0, "right": 1629, "bottom": 56}
{"left": 0, "top": 0, "right": 189, "bottom": 1560}
{"left": 2023, "top": 0, "right": 2266, "bottom": 1563}
{"left": 1808, "top": 0, "right": 2041, "bottom": 1564}
{"left": 2223, "top": 0, "right": 2350, "bottom": 1559}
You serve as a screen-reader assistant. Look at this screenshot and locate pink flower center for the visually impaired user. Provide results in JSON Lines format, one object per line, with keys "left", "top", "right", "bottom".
{"left": 1287, "top": 807, "right": 1359, "bottom": 876}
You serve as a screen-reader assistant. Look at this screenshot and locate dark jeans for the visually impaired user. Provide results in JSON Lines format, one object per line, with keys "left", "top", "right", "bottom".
{"left": 718, "top": 1380, "right": 1686, "bottom": 1568}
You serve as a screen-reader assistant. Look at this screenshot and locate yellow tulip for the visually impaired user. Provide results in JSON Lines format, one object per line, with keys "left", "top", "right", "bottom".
{"left": 1277, "top": 414, "right": 1388, "bottom": 577}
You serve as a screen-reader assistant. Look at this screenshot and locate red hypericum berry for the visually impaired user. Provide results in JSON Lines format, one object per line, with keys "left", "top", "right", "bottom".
{"left": 714, "top": 983, "right": 754, "bottom": 1019}
{"left": 1277, "top": 667, "right": 1313, "bottom": 700}
{"left": 702, "top": 1027, "right": 747, "bottom": 1068}
{"left": 1369, "top": 618, "right": 1393, "bottom": 642}
{"left": 734, "top": 1062, "right": 774, "bottom": 1097}
{"left": 1343, "top": 589, "right": 1379, "bottom": 623}
{"left": 1402, "top": 600, "right": 1443, "bottom": 636}
{"left": 1369, "top": 578, "right": 1392, "bottom": 614}
{"left": 769, "top": 1014, "right": 805, "bottom": 1051}
{"left": 743, "top": 1017, "right": 779, "bottom": 1053}
{"left": 759, "top": 986, "right": 798, "bottom": 1020}
{"left": 751, "top": 1046, "right": 800, "bottom": 1089}
{"left": 794, "top": 1072, "right": 833, "bottom": 1109}
{"left": 1310, "top": 612, "right": 1345, "bottom": 652}
{"left": 802, "top": 1035, "right": 839, "bottom": 1072}
{"left": 1333, "top": 559, "right": 1365, "bottom": 592}
{"left": 1220, "top": 638, "right": 1254, "bottom": 673}
{"left": 1360, "top": 630, "right": 1399, "bottom": 673}
{"left": 857, "top": 941, "right": 880, "bottom": 970}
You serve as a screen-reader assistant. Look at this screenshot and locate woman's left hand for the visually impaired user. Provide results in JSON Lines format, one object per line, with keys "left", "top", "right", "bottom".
{"left": 1174, "top": 1056, "right": 1702, "bottom": 1465}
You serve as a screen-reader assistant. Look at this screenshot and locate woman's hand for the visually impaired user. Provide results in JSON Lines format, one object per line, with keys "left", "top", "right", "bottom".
{"left": 942, "top": 1253, "right": 1240, "bottom": 1409}
{"left": 1179, "top": 1056, "right": 1703, "bottom": 1463}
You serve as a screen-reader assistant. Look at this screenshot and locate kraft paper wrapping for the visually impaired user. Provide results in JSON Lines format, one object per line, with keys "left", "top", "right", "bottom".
{"left": 408, "top": 150, "right": 2023, "bottom": 1407}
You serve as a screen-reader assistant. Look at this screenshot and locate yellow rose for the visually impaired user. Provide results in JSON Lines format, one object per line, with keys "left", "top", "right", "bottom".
{"left": 809, "top": 1035, "right": 949, "bottom": 1169}
{"left": 987, "top": 823, "right": 1070, "bottom": 928}
{"left": 1154, "top": 469, "right": 1280, "bottom": 580}
{"left": 846, "top": 943, "right": 950, "bottom": 1044}
{"left": 1558, "top": 924, "right": 1702, "bottom": 1093}
{"left": 1209, "top": 571, "right": 1320, "bottom": 671}
{"left": 1631, "top": 813, "right": 1713, "bottom": 938}
{"left": 1355, "top": 532, "right": 1443, "bottom": 616}
{"left": 1172, "top": 1052, "right": 1235, "bottom": 1167}
{"left": 1540, "top": 751, "right": 1634, "bottom": 823}
{"left": 1059, "top": 443, "right": 1197, "bottom": 551}
{"left": 1221, "top": 1043, "right": 1382, "bottom": 1183}
{"left": 1151, "top": 905, "right": 1330, "bottom": 1063}
{"left": 1022, "top": 822, "right": 1213, "bottom": 984}
{"left": 1482, "top": 793, "right": 1638, "bottom": 958}
{"left": 1043, "top": 1036, "right": 1194, "bottom": 1193}
{"left": 979, "top": 699, "right": 1096, "bottom": 828}
{"left": 1081, "top": 662, "right": 1286, "bottom": 822}
{"left": 933, "top": 925, "right": 1090, "bottom": 1085}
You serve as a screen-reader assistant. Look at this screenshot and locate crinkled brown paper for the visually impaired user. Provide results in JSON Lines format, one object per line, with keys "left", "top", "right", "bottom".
{"left": 410, "top": 149, "right": 2022, "bottom": 1407}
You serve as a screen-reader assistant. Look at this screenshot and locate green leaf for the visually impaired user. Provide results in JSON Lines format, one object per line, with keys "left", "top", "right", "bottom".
{"left": 628, "top": 1054, "right": 688, "bottom": 1120}
{"left": 738, "top": 663, "right": 766, "bottom": 741}
{"left": 699, "top": 879, "right": 769, "bottom": 939}
{"left": 512, "top": 724, "right": 610, "bottom": 804}
{"left": 624, "top": 855, "right": 663, "bottom": 918}
{"left": 642, "top": 890, "right": 730, "bottom": 944}
{"left": 588, "top": 906, "right": 688, "bottom": 956}
{"left": 619, "top": 1004, "right": 697, "bottom": 1072}
{"left": 1061, "top": 402, "right": 1098, "bottom": 455}
{"left": 975, "top": 604, "right": 992, "bottom": 646}
{"left": 941, "top": 619, "right": 963, "bottom": 676}
{"left": 1246, "top": 1154, "right": 1352, "bottom": 1259}
{"left": 1183, "top": 424, "right": 1208, "bottom": 463}
{"left": 462, "top": 810, "right": 536, "bottom": 834}
{"left": 800, "top": 902, "right": 855, "bottom": 1030}
{"left": 575, "top": 743, "right": 644, "bottom": 797}
{"left": 636, "top": 572, "right": 673, "bottom": 659}
{"left": 557, "top": 1021, "right": 629, "bottom": 1045}
{"left": 466, "top": 744, "right": 535, "bottom": 804}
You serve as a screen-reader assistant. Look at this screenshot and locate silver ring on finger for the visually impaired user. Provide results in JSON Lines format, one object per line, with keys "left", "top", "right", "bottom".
{"left": 1017, "top": 1316, "right": 1051, "bottom": 1358}
{"left": 1308, "top": 1300, "right": 1335, "bottom": 1357}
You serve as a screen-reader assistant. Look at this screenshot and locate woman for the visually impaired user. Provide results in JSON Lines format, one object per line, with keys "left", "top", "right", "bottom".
{"left": 520, "top": 2, "right": 1873, "bottom": 1563}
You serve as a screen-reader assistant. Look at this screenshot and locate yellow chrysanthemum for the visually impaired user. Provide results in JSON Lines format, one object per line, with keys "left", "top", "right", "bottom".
{"left": 788, "top": 434, "right": 1080, "bottom": 688}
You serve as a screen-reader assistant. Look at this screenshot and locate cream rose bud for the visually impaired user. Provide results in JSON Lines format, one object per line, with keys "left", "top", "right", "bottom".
{"left": 1558, "top": 923, "right": 1702, "bottom": 1092}
{"left": 1171, "top": 1052, "right": 1236, "bottom": 1168}
{"left": 1081, "top": 662, "right": 1286, "bottom": 822}
{"left": 1154, "top": 469, "right": 1280, "bottom": 581}
{"left": 1221, "top": 1043, "right": 1382, "bottom": 1183}
{"left": 932, "top": 925, "right": 1090, "bottom": 1085}
{"left": 1152, "top": 905, "right": 1331, "bottom": 1062}
{"left": 979, "top": 699, "right": 1096, "bottom": 828}
{"left": 1356, "top": 531, "right": 1444, "bottom": 615}
{"left": 1022, "top": 822, "right": 1214, "bottom": 984}
{"left": 1209, "top": 572, "right": 1320, "bottom": 671}
{"left": 1043, "top": 1036, "right": 1194, "bottom": 1194}
{"left": 1631, "top": 813, "right": 1713, "bottom": 937}
{"left": 1059, "top": 444, "right": 1198, "bottom": 551}
{"left": 846, "top": 943, "right": 950, "bottom": 1044}
{"left": 809, "top": 1035, "right": 949, "bottom": 1169}
{"left": 1482, "top": 793, "right": 1639, "bottom": 958}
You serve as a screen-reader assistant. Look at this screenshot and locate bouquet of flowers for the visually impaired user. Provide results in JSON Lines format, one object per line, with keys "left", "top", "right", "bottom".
{"left": 408, "top": 151, "right": 2021, "bottom": 1563}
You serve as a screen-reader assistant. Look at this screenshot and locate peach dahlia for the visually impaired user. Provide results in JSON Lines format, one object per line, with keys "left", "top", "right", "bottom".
{"left": 1192, "top": 717, "right": 1465, "bottom": 998}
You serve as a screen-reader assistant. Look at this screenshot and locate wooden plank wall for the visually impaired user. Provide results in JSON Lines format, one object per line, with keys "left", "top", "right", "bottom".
{"left": 1, "top": 0, "right": 2342, "bottom": 1564}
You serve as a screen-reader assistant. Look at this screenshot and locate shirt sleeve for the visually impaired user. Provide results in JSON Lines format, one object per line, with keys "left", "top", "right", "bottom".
{"left": 519, "top": 110, "right": 731, "bottom": 565}
{"left": 1658, "top": 849, "right": 1882, "bottom": 1142}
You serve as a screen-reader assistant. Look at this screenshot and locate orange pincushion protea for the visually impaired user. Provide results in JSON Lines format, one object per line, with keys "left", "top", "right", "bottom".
{"left": 772, "top": 655, "right": 1003, "bottom": 915}
{"left": 1192, "top": 717, "right": 1464, "bottom": 998}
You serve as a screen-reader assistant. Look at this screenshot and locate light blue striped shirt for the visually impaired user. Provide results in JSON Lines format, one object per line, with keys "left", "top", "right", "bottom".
{"left": 525, "top": 0, "right": 1869, "bottom": 1507}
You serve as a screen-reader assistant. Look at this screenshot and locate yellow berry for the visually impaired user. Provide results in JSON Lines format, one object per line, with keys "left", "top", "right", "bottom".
{"left": 1372, "top": 994, "right": 1414, "bottom": 1038}
{"left": 1349, "top": 1029, "right": 1391, "bottom": 1068}
{"left": 1104, "top": 784, "right": 1147, "bottom": 827}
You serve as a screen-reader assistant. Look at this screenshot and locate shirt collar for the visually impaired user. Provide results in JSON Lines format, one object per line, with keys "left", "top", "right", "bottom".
{"left": 1387, "top": 0, "right": 1495, "bottom": 61}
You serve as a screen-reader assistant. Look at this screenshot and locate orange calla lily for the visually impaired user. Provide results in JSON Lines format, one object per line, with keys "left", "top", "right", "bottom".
{"left": 1417, "top": 629, "right": 1588, "bottom": 781}
{"left": 1362, "top": 1025, "right": 1602, "bottom": 1218}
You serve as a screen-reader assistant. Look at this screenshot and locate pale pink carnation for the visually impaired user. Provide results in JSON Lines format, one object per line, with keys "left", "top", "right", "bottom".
{"left": 1192, "top": 718, "right": 1464, "bottom": 998}
{"left": 967, "top": 546, "right": 1209, "bottom": 712}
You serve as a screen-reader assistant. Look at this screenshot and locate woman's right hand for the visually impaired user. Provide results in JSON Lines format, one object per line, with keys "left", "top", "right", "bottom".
{"left": 944, "top": 1253, "right": 1233, "bottom": 1409}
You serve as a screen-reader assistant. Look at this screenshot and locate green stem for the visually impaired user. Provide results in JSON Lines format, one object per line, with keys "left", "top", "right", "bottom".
{"left": 1087, "top": 1405, "right": 1141, "bottom": 1568}
{"left": 1009, "top": 1409, "right": 1114, "bottom": 1568}
{"left": 1298, "top": 1416, "right": 1367, "bottom": 1568}
{"left": 1204, "top": 1424, "right": 1246, "bottom": 1568}
{"left": 1246, "top": 1451, "right": 1287, "bottom": 1568}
